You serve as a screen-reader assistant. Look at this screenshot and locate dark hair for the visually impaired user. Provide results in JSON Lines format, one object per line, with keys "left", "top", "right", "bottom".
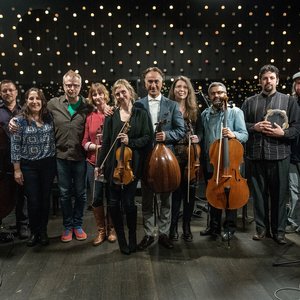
{"left": 142, "top": 67, "right": 165, "bottom": 81}
{"left": 259, "top": 64, "right": 279, "bottom": 80}
{"left": 22, "top": 88, "right": 51, "bottom": 123}
{"left": 0, "top": 79, "right": 17, "bottom": 90}
{"left": 168, "top": 76, "right": 198, "bottom": 123}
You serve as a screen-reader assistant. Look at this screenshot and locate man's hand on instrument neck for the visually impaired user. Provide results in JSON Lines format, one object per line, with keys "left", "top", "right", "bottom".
{"left": 222, "top": 128, "right": 236, "bottom": 139}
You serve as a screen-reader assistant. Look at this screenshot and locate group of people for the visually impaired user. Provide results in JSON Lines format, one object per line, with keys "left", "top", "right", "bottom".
{"left": 1, "top": 64, "right": 300, "bottom": 254}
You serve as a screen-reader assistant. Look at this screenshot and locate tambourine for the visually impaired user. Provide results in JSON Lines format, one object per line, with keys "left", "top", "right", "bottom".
{"left": 264, "top": 109, "right": 289, "bottom": 129}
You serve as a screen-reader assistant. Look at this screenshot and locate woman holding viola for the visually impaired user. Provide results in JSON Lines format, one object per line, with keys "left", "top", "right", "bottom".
{"left": 82, "top": 83, "right": 116, "bottom": 246}
{"left": 95, "top": 79, "right": 152, "bottom": 255}
{"left": 168, "top": 76, "right": 203, "bottom": 242}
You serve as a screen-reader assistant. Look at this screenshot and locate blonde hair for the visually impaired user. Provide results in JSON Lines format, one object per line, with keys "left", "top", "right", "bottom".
{"left": 63, "top": 69, "right": 82, "bottom": 85}
{"left": 87, "top": 83, "right": 110, "bottom": 106}
{"left": 111, "top": 79, "right": 137, "bottom": 106}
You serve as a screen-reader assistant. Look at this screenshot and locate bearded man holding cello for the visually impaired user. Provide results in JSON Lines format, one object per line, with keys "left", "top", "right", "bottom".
{"left": 200, "top": 82, "right": 248, "bottom": 241}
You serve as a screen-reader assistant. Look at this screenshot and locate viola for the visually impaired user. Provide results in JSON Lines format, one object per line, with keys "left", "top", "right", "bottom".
{"left": 184, "top": 120, "right": 201, "bottom": 185}
{"left": 112, "top": 122, "right": 135, "bottom": 186}
{"left": 206, "top": 96, "right": 249, "bottom": 210}
{"left": 146, "top": 119, "right": 181, "bottom": 193}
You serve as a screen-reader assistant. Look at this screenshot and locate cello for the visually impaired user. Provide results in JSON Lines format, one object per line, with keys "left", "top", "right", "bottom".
{"left": 146, "top": 119, "right": 181, "bottom": 193}
{"left": 206, "top": 96, "right": 249, "bottom": 210}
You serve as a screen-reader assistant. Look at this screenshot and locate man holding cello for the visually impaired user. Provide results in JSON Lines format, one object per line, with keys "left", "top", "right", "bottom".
{"left": 200, "top": 82, "right": 248, "bottom": 241}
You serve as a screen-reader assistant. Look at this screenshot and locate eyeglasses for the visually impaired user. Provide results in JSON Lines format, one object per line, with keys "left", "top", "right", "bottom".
{"left": 64, "top": 83, "right": 81, "bottom": 89}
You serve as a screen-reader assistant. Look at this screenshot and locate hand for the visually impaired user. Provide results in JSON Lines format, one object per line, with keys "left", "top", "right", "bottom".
{"left": 222, "top": 127, "right": 236, "bottom": 139}
{"left": 104, "top": 104, "right": 114, "bottom": 117}
{"left": 14, "top": 169, "right": 24, "bottom": 185}
{"left": 8, "top": 117, "right": 19, "bottom": 133}
{"left": 262, "top": 122, "right": 284, "bottom": 137}
{"left": 253, "top": 120, "right": 271, "bottom": 133}
{"left": 156, "top": 131, "right": 166, "bottom": 142}
{"left": 190, "top": 134, "right": 199, "bottom": 143}
{"left": 94, "top": 167, "right": 103, "bottom": 178}
{"left": 118, "top": 133, "right": 129, "bottom": 145}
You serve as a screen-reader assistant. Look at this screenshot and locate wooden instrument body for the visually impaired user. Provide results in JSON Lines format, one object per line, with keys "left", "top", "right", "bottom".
{"left": 146, "top": 143, "right": 181, "bottom": 193}
{"left": 206, "top": 138, "right": 249, "bottom": 209}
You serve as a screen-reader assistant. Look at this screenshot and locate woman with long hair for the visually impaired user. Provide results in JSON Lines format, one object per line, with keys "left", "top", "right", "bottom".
{"left": 95, "top": 79, "right": 152, "bottom": 254}
{"left": 168, "top": 76, "right": 202, "bottom": 242}
{"left": 11, "top": 88, "right": 56, "bottom": 247}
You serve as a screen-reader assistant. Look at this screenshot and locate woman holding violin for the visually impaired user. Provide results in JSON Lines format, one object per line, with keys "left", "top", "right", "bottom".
{"left": 200, "top": 82, "right": 248, "bottom": 241}
{"left": 82, "top": 83, "right": 116, "bottom": 246}
{"left": 168, "top": 76, "right": 202, "bottom": 242}
{"left": 95, "top": 79, "right": 152, "bottom": 255}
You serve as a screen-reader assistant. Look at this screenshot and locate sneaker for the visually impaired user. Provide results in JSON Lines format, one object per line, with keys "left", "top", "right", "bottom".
{"left": 285, "top": 224, "right": 300, "bottom": 234}
{"left": 73, "top": 227, "right": 87, "bottom": 241}
{"left": 61, "top": 229, "right": 72, "bottom": 242}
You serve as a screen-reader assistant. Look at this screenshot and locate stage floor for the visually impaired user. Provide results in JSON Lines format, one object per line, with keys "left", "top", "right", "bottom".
{"left": 1, "top": 201, "right": 300, "bottom": 300}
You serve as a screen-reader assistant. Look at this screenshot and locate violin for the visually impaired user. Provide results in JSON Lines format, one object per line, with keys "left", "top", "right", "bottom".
{"left": 112, "top": 122, "right": 135, "bottom": 186}
{"left": 206, "top": 96, "right": 249, "bottom": 210}
{"left": 146, "top": 119, "right": 181, "bottom": 193}
{"left": 184, "top": 120, "right": 201, "bottom": 185}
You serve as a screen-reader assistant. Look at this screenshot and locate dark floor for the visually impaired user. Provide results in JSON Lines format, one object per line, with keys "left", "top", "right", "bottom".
{"left": 1, "top": 201, "right": 300, "bottom": 300}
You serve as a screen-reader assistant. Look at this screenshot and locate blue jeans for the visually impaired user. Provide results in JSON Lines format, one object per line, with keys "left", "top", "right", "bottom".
{"left": 56, "top": 158, "right": 87, "bottom": 230}
{"left": 21, "top": 157, "right": 56, "bottom": 234}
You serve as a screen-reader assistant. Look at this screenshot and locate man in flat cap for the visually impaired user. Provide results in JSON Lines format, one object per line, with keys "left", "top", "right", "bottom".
{"left": 286, "top": 71, "right": 300, "bottom": 234}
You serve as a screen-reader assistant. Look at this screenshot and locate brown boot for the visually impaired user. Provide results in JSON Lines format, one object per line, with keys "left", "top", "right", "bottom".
{"left": 92, "top": 206, "right": 106, "bottom": 246}
{"left": 106, "top": 212, "right": 117, "bottom": 243}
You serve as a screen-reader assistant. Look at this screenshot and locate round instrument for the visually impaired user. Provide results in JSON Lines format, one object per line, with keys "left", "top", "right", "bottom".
{"left": 264, "top": 109, "right": 289, "bottom": 129}
{"left": 146, "top": 119, "right": 181, "bottom": 193}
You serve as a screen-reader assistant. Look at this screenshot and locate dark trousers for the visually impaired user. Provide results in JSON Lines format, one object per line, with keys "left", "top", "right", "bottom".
{"left": 21, "top": 157, "right": 56, "bottom": 234}
{"left": 209, "top": 205, "right": 237, "bottom": 233}
{"left": 248, "top": 158, "right": 289, "bottom": 235}
{"left": 171, "top": 178, "right": 196, "bottom": 229}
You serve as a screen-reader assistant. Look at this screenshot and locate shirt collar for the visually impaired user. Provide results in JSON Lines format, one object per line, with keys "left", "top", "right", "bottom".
{"left": 148, "top": 94, "right": 162, "bottom": 101}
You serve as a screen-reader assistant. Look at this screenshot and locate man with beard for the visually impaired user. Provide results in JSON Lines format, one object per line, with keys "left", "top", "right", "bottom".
{"left": 242, "top": 65, "right": 300, "bottom": 244}
{"left": 0, "top": 80, "right": 29, "bottom": 240}
{"left": 200, "top": 82, "right": 248, "bottom": 241}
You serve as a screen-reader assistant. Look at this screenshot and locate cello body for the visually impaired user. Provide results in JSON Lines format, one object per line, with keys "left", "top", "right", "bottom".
{"left": 206, "top": 138, "right": 249, "bottom": 210}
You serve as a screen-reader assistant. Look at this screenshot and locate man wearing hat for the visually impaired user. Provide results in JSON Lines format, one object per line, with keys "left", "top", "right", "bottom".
{"left": 286, "top": 71, "right": 300, "bottom": 233}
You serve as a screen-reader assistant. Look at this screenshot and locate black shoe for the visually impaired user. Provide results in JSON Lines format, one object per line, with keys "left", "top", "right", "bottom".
{"left": 200, "top": 227, "right": 219, "bottom": 237}
{"left": 222, "top": 231, "right": 234, "bottom": 241}
{"left": 182, "top": 223, "right": 193, "bottom": 242}
{"left": 137, "top": 235, "right": 155, "bottom": 251}
{"left": 39, "top": 232, "right": 49, "bottom": 246}
{"left": 128, "top": 233, "right": 137, "bottom": 253}
{"left": 18, "top": 226, "right": 29, "bottom": 240}
{"left": 169, "top": 227, "right": 179, "bottom": 241}
{"left": 158, "top": 234, "right": 174, "bottom": 249}
{"left": 27, "top": 234, "right": 39, "bottom": 247}
{"left": 252, "top": 229, "right": 271, "bottom": 240}
{"left": 273, "top": 234, "right": 287, "bottom": 245}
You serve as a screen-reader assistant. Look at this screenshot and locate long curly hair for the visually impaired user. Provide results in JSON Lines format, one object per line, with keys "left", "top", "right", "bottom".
{"left": 168, "top": 76, "right": 198, "bottom": 123}
{"left": 21, "top": 88, "right": 51, "bottom": 124}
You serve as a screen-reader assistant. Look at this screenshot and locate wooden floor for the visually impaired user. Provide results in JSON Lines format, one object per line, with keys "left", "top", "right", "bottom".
{"left": 1, "top": 200, "right": 300, "bottom": 300}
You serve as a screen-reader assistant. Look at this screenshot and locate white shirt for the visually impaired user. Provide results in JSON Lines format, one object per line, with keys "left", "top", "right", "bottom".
{"left": 148, "top": 94, "right": 161, "bottom": 131}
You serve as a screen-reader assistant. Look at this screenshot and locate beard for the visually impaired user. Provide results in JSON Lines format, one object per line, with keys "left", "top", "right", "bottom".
{"left": 212, "top": 98, "right": 223, "bottom": 110}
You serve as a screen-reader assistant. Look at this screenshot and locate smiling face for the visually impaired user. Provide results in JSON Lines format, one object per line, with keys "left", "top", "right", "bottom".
{"left": 260, "top": 71, "right": 278, "bottom": 95}
{"left": 92, "top": 89, "right": 106, "bottom": 108}
{"left": 144, "top": 71, "right": 163, "bottom": 98}
{"left": 63, "top": 75, "right": 82, "bottom": 100}
{"left": 208, "top": 85, "right": 227, "bottom": 110}
{"left": 173, "top": 79, "right": 189, "bottom": 102}
{"left": 114, "top": 84, "right": 132, "bottom": 107}
{"left": 26, "top": 90, "right": 42, "bottom": 115}
{"left": 0, "top": 82, "right": 18, "bottom": 107}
